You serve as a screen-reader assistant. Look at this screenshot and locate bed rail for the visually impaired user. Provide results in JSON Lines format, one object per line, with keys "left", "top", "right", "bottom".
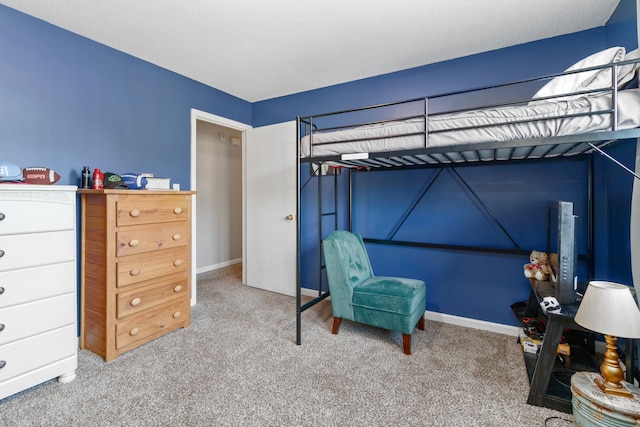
{"left": 298, "top": 58, "right": 640, "bottom": 170}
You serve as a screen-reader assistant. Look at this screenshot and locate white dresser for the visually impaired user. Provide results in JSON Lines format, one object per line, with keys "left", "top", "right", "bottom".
{"left": 0, "top": 185, "right": 78, "bottom": 400}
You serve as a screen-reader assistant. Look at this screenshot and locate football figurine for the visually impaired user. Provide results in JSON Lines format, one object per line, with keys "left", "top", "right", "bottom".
{"left": 121, "top": 173, "right": 148, "bottom": 190}
{"left": 22, "top": 166, "right": 60, "bottom": 184}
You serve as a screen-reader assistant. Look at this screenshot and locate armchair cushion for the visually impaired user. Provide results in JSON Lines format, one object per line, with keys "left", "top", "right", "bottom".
{"left": 353, "top": 276, "right": 425, "bottom": 315}
{"left": 353, "top": 276, "right": 426, "bottom": 335}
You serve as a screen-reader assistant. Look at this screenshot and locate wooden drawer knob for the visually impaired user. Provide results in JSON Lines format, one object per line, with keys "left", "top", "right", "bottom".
{"left": 128, "top": 239, "right": 139, "bottom": 247}
{"left": 172, "top": 234, "right": 181, "bottom": 241}
{"left": 173, "top": 285, "right": 183, "bottom": 292}
{"left": 129, "top": 209, "right": 140, "bottom": 217}
{"left": 130, "top": 297, "right": 142, "bottom": 306}
{"left": 129, "top": 268, "right": 141, "bottom": 276}
{"left": 173, "top": 311, "right": 182, "bottom": 319}
{"left": 129, "top": 327, "right": 140, "bottom": 336}
{"left": 173, "top": 207, "right": 183, "bottom": 215}
{"left": 173, "top": 259, "right": 182, "bottom": 267}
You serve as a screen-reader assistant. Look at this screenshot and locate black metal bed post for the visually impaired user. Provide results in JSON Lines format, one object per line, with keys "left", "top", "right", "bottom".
{"left": 348, "top": 168, "right": 353, "bottom": 231}
{"left": 317, "top": 162, "right": 323, "bottom": 297}
{"left": 334, "top": 166, "right": 339, "bottom": 232}
{"left": 296, "top": 116, "right": 302, "bottom": 345}
{"left": 424, "top": 97, "right": 429, "bottom": 148}
{"left": 587, "top": 154, "right": 595, "bottom": 282}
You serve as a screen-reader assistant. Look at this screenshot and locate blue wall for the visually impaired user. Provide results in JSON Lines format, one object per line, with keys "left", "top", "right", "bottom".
{"left": 0, "top": 5, "right": 252, "bottom": 189}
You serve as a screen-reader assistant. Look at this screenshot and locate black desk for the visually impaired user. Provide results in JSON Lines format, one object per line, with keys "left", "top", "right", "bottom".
{"left": 516, "top": 281, "right": 597, "bottom": 413}
{"left": 515, "top": 280, "right": 638, "bottom": 413}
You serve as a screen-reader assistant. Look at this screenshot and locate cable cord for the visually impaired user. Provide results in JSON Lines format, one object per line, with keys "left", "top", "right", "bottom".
{"left": 544, "top": 415, "right": 573, "bottom": 426}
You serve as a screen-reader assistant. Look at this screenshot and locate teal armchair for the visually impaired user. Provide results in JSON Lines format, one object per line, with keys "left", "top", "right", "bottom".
{"left": 322, "top": 230, "right": 426, "bottom": 355}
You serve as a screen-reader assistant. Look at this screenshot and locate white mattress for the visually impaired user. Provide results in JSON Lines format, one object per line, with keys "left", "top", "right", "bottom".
{"left": 300, "top": 90, "right": 640, "bottom": 158}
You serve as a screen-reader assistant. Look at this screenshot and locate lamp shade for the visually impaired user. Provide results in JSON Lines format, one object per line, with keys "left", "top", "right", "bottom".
{"left": 575, "top": 281, "right": 640, "bottom": 338}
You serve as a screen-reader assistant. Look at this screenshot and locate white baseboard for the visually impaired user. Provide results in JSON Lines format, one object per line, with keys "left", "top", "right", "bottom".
{"left": 425, "top": 310, "right": 521, "bottom": 337}
{"left": 300, "top": 287, "right": 321, "bottom": 297}
{"left": 301, "top": 287, "right": 521, "bottom": 336}
{"left": 196, "top": 258, "right": 242, "bottom": 274}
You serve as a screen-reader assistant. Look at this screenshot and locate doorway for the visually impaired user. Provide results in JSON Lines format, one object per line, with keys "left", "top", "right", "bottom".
{"left": 196, "top": 121, "right": 242, "bottom": 272}
{"left": 190, "top": 109, "right": 251, "bottom": 304}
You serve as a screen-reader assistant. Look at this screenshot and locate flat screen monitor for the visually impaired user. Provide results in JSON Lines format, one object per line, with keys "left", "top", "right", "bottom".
{"left": 547, "top": 200, "right": 578, "bottom": 304}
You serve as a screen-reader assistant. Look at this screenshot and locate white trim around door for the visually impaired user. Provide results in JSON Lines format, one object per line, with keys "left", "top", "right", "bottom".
{"left": 190, "top": 109, "right": 252, "bottom": 305}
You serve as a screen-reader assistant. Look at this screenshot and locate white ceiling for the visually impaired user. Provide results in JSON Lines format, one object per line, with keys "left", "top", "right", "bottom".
{"left": 1, "top": 0, "right": 622, "bottom": 102}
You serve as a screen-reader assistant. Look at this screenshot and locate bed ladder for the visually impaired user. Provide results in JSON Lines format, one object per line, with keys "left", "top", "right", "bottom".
{"left": 296, "top": 161, "right": 342, "bottom": 345}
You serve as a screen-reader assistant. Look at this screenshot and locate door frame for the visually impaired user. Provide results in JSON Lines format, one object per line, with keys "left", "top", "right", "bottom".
{"left": 190, "top": 109, "right": 252, "bottom": 304}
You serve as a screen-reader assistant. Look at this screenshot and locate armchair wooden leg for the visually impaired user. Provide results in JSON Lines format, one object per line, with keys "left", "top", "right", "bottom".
{"left": 417, "top": 315, "right": 425, "bottom": 331}
{"left": 402, "top": 334, "right": 412, "bottom": 355}
{"left": 332, "top": 317, "right": 342, "bottom": 334}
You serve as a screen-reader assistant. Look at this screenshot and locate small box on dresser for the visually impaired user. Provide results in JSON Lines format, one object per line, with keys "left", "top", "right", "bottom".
{"left": 78, "top": 189, "right": 194, "bottom": 361}
{"left": 0, "top": 185, "right": 78, "bottom": 401}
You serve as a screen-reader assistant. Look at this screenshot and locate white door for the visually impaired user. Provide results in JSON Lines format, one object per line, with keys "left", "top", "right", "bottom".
{"left": 245, "top": 121, "right": 297, "bottom": 296}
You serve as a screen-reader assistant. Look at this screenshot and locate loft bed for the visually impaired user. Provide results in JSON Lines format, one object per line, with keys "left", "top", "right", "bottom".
{"left": 295, "top": 47, "right": 640, "bottom": 345}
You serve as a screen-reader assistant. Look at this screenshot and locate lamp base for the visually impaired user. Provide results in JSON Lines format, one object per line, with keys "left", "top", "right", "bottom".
{"left": 594, "top": 375, "right": 634, "bottom": 398}
{"left": 596, "top": 334, "right": 634, "bottom": 398}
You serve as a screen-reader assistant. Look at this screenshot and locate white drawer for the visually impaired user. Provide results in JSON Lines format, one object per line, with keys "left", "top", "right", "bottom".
{"left": 0, "top": 262, "right": 75, "bottom": 309}
{"left": 0, "top": 293, "right": 76, "bottom": 345}
{"left": 0, "top": 199, "right": 75, "bottom": 235}
{"left": 0, "top": 325, "right": 76, "bottom": 383}
{"left": 0, "top": 230, "right": 75, "bottom": 272}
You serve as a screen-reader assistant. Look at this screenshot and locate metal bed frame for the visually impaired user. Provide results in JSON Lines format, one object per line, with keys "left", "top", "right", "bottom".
{"left": 294, "top": 60, "right": 640, "bottom": 345}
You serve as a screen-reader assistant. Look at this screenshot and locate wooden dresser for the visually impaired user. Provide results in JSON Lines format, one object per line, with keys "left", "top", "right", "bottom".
{"left": 78, "top": 189, "right": 194, "bottom": 361}
{"left": 0, "top": 185, "right": 78, "bottom": 400}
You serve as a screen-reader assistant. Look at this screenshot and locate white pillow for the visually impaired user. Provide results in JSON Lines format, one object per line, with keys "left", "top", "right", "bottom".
{"left": 531, "top": 47, "right": 626, "bottom": 101}
{"left": 618, "top": 48, "right": 640, "bottom": 88}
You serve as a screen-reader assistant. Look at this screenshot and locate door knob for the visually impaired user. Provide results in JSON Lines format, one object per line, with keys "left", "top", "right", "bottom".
{"left": 285, "top": 214, "right": 294, "bottom": 221}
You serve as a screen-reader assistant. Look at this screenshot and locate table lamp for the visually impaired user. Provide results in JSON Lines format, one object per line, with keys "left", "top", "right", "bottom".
{"left": 575, "top": 281, "right": 640, "bottom": 398}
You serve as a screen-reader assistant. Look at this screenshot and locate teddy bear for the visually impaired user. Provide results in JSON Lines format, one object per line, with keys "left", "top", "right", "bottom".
{"left": 523, "top": 250, "right": 551, "bottom": 282}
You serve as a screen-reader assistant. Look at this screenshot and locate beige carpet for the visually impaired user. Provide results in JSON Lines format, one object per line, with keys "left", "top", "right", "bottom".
{"left": 0, "top": 265, "right": 573, "bottom": 426}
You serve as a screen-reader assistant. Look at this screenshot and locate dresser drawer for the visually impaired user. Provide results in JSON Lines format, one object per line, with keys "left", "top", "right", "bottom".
{"left": 116, "top": 299, "right": 189, "bottom": 349}
{"left": 116, "top": 246, "right": 188, "bottom": 288}
{"left": 117, "top": 276, "right": 188, "bottom": 319}
{"left": 0, "top": 325, "right": 76, "bottom": 383}
{"left": 0, "top": 230, "right": 75, "bottom": 272}
{"left": 116, "top": 223, "right": 188, "bottom": 257}
{"left": 0, "top": 262, "right": 75, "bottom": 309}
{"left": 116, "top": 196, "right": 189, "bottom": 227}
{"left": 0, "top": 294, "right": 75, "bottom": 345}
{"left": 0, "top": 197, "right": 75, "bottom": 235}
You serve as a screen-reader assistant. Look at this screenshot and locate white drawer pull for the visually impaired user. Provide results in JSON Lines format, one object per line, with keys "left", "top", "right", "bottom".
{"left": 173, "top": 259, "right": 182, "bottom": 267}
{"left": 173, "top": 207, "right": 183, "bottom": 215}
{"left": 130, "top": 297, "right": 142, "bottom": 306}
{"left": 130, "top": 268, "right": 141, "bottom": 276}
{"left": 172, "top": 234, "right": 181, "bottom": 241}
{"left": 173, "top": 285, "right": 183, "bottom": 292}
{"left": 128, "top": 239, "right": 139, "bottom": 247}
{"left": 129, "top": 209, "right": 140, "bottom": 217}
{"left": 173, "top": 311, "right": 182, "bottom": 319}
